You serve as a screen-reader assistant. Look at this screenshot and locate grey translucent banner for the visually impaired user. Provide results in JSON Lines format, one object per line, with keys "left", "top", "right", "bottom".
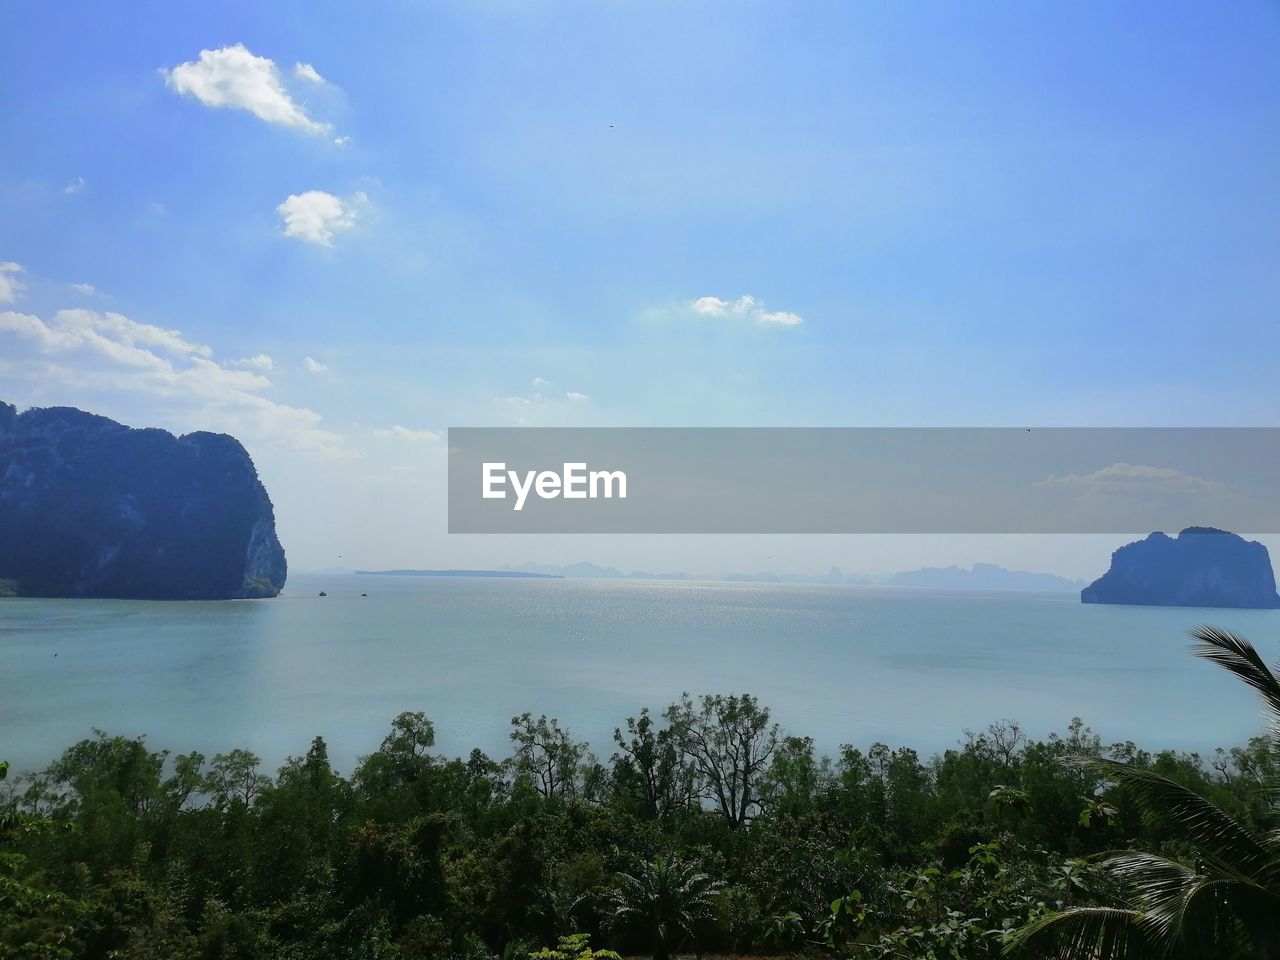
{"left": 447, "top": 428, "right": 1280, "bottom": 534}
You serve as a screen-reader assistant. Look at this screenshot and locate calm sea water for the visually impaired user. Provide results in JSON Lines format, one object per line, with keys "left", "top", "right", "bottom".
{"left": 2, "top": 575, "right": 1277, "bottom": 776}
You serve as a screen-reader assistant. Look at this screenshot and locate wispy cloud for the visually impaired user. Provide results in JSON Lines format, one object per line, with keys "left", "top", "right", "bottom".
{"left": 303, "top": 356, "right": 329, "bottom": 373}
{"left": 690, "top": 294, "right": 803, "bottom": 327}
{"left": 496, "top": 386, "right": 591, "bottom": 408}
{"left": 231, "top": 354, "right": 274, "bottom": 372}
{"left": 373, "top": 425, "right": 440, "bottom": 442}
{"left": 293, "top": 62, "right": 326, "bottom": 84}
{"left": 0, "top": 306, "right": 350, "bottom": 459}
{"left": 63, "top": 176, "right": 87, "bottom": 196}
{"left": 163, "top": 44, "right": 332, "bottom": 135}
{"left": 277, "top": 190, "right": 364, "bottom": 246}
{"left": 0, "top": 262, "right": 25, "bottom": 303}
{"left": 1035, "top": 462, "right": 1223, "bottom": 494}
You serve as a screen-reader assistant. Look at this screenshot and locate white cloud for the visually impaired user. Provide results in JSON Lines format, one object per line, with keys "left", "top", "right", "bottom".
{"left": 293, "top": 62, "right": 326, "bottom": 84}
{"left": 277, "top": 190, "right": 362, "bottom": 246}
{"left": 496, "top": 387, "right": 590, "bottom": 408}
{"left": 333, "top": 135, "right": 352, "bottom": 146}
{"left": 64, "top": 176, "right": 87, "bottom": 196}
{"left": 71, "top": 282, "right": 97, "bottom": 296}
{"left": 373, "top": 425, "right": 441, "bottom": 442}
{"left": 164, "top": 44, "right": 331, "bottom": 135}
{"left": 303, "top": 356, "right": 329, "bottom": 373}
{"left": 59, "top": 308, "right": 214, "bottom": 359}
{"left": 1035, "top": 463, "right": 1222, "bottom": 494}
{"left": 757, "top": 310, "right": 803, "bottom": 327}
{"left": 690, "top": 294, "right": 803, "bottom": 327}
{"left": 0, "top": 308, "right": 350, "bottom": 459}
{"left": 232, "top": 354, "right": 274, "bottom": 372}
{"left": 0, "top": 262, "right": 25, "bottom": 303}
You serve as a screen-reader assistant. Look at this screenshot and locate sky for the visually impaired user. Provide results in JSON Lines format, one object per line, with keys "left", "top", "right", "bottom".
{"left": 2, "top": 1, "right": 1279, "bottom": 579}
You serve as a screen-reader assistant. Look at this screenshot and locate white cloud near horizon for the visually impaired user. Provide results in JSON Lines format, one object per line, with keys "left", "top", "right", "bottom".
{"left": 1035, "top": 462, "right": 1223, "bottom": 494}
{"left": 373, "top": 425, "right": 440, "bottom": 442}
{"left": 277, "top": 190, "right": 363, "bottom": 246}
{"left": 164, "top": 44, "right": 332, "bottom": 135}
{"left": 691, "top": 294, "right": 803, "bottom": 327}
{"left": 0, "top": 262, "right": 25, "bottom": 303}
{"left": 0, "top": 307, "right": 351, "bottom": 459}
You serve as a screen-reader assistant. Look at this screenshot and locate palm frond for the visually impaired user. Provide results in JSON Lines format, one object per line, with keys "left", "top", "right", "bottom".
{"left": 1101, "top": 853, "right": 1266, "bottom": 952}
{"left": 1002, "top": 906, "right": 1155, "bottom": 959}
{"left": 1067, "top": 758, "right": 1274, "bottom": 881}
{"left": 1189, "top": 626, "right": 1280, "bottom": 739}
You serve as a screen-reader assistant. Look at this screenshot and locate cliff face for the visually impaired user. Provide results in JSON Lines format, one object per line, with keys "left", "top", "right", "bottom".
{"left": 1082, "top": 527, "right": 1280, "bottom": 609}
{"left": 0, "top": 402, "right": 286, "bottom": 600}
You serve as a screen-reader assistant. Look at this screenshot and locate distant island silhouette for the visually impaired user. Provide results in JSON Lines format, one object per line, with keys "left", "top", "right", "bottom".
{"left": 505, "top": 561, "right": 1082, "bottom": 591}
{"left": 1083, "top": 527, "right": 1280, "bottom": 609}
{"left": 356, "top": 569, "right": 564, "bottom": 579}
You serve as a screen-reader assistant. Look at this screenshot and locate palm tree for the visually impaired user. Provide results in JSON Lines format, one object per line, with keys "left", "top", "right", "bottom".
{"left": 1005, "top": 626, "right": 1280, "bottom": 959}
{"left": 605, "top": 853, "right": 723, "bottom": 960}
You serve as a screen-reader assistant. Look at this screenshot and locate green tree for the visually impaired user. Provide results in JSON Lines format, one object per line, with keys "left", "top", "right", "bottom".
{"left": 203, "top": 749, "right": 269, "bottom": 809}
{"left": 0, "top": 760, "right": 83, "bottom": 959}
{"left": 664, "top": 693, "right": 779, "bottom": 828}
{"left": 610, "top": 709, "right": 696, "bottom": 821}
{"left": 510, "top": 714, "right": 590, "bottom": 803}
{"left": 605, "top": 853, "right": 723, "bottom": 960}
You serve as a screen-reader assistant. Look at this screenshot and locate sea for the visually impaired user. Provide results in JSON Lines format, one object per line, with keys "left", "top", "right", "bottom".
{"left": 2, "top": 574, "right": 1276, "bottom": 777}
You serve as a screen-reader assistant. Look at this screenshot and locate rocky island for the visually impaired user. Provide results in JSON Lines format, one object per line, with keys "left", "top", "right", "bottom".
{"left": 0, "top": 401, "right": 286, "bottom": 600}
{"left": 1082, "top": 527, "right": 1280, "bottom": 609}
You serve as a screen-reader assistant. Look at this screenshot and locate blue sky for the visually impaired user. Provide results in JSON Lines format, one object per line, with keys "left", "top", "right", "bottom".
{"left": 3, "top": 1, "right": 1280, "bottom": 575}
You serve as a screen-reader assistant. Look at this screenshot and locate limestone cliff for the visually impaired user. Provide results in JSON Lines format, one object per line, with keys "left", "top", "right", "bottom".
{"left": 1082, "top": 527, "right": 1280, "bottom": 609}
{"left": 0, "top": 402, "right": 287, "bottom": 599}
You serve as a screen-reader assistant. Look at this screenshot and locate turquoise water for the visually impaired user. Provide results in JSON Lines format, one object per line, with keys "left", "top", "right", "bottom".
{"left": 2, "top": 574, "right": 1277, "bottom": 776}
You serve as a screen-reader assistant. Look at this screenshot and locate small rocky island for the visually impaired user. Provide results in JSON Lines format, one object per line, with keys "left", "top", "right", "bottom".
{"left": 1082, "top": 527, "right": 1280, "bottom": 609}
{"left": 0, "top": 401, "right": 286, "bottom": 600}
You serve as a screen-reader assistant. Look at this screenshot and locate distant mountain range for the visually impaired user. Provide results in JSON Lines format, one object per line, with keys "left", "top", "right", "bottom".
{"left": 355, "top": 569, "right": 563, "bottom": 580}
{"left": 887, "top": 563, "right": 1083, "bottom": 593}
{"left": 509, "top": 561, "right": 1083, "bottom": 592}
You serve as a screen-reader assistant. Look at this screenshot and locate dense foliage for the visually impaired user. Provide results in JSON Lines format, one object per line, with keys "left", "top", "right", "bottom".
{"left": 3, "top": 673, "right": 1278, "bottom": 959}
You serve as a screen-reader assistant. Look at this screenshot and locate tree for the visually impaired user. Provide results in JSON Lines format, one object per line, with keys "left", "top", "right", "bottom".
{"left": 203, "top": 749, "right": 269, "bottom": 809}
{"left": 611, "top": 709, "right": 697, "bottom": 820}
{"left": 379, "top": 711, "right": 436, "bottom": 764}
{"left": 1006, "top": 626, "right": 1280, "bottom": 959}
{"left": 664, "top": 693, "right": 779, "bottom": 827}
{"left": 605, "top": 854, "right": 723, "bottom": 960}
{"left": 510, "top": 713, "right": 589, "bottom": 802}
{"left": 0, "top": 760, "right": 83, "bottom": 959}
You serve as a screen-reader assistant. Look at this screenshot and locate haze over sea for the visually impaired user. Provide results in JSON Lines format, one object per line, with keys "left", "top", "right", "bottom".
{"left": 3, "top": 575, "right": 1277, "bottom": 776}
